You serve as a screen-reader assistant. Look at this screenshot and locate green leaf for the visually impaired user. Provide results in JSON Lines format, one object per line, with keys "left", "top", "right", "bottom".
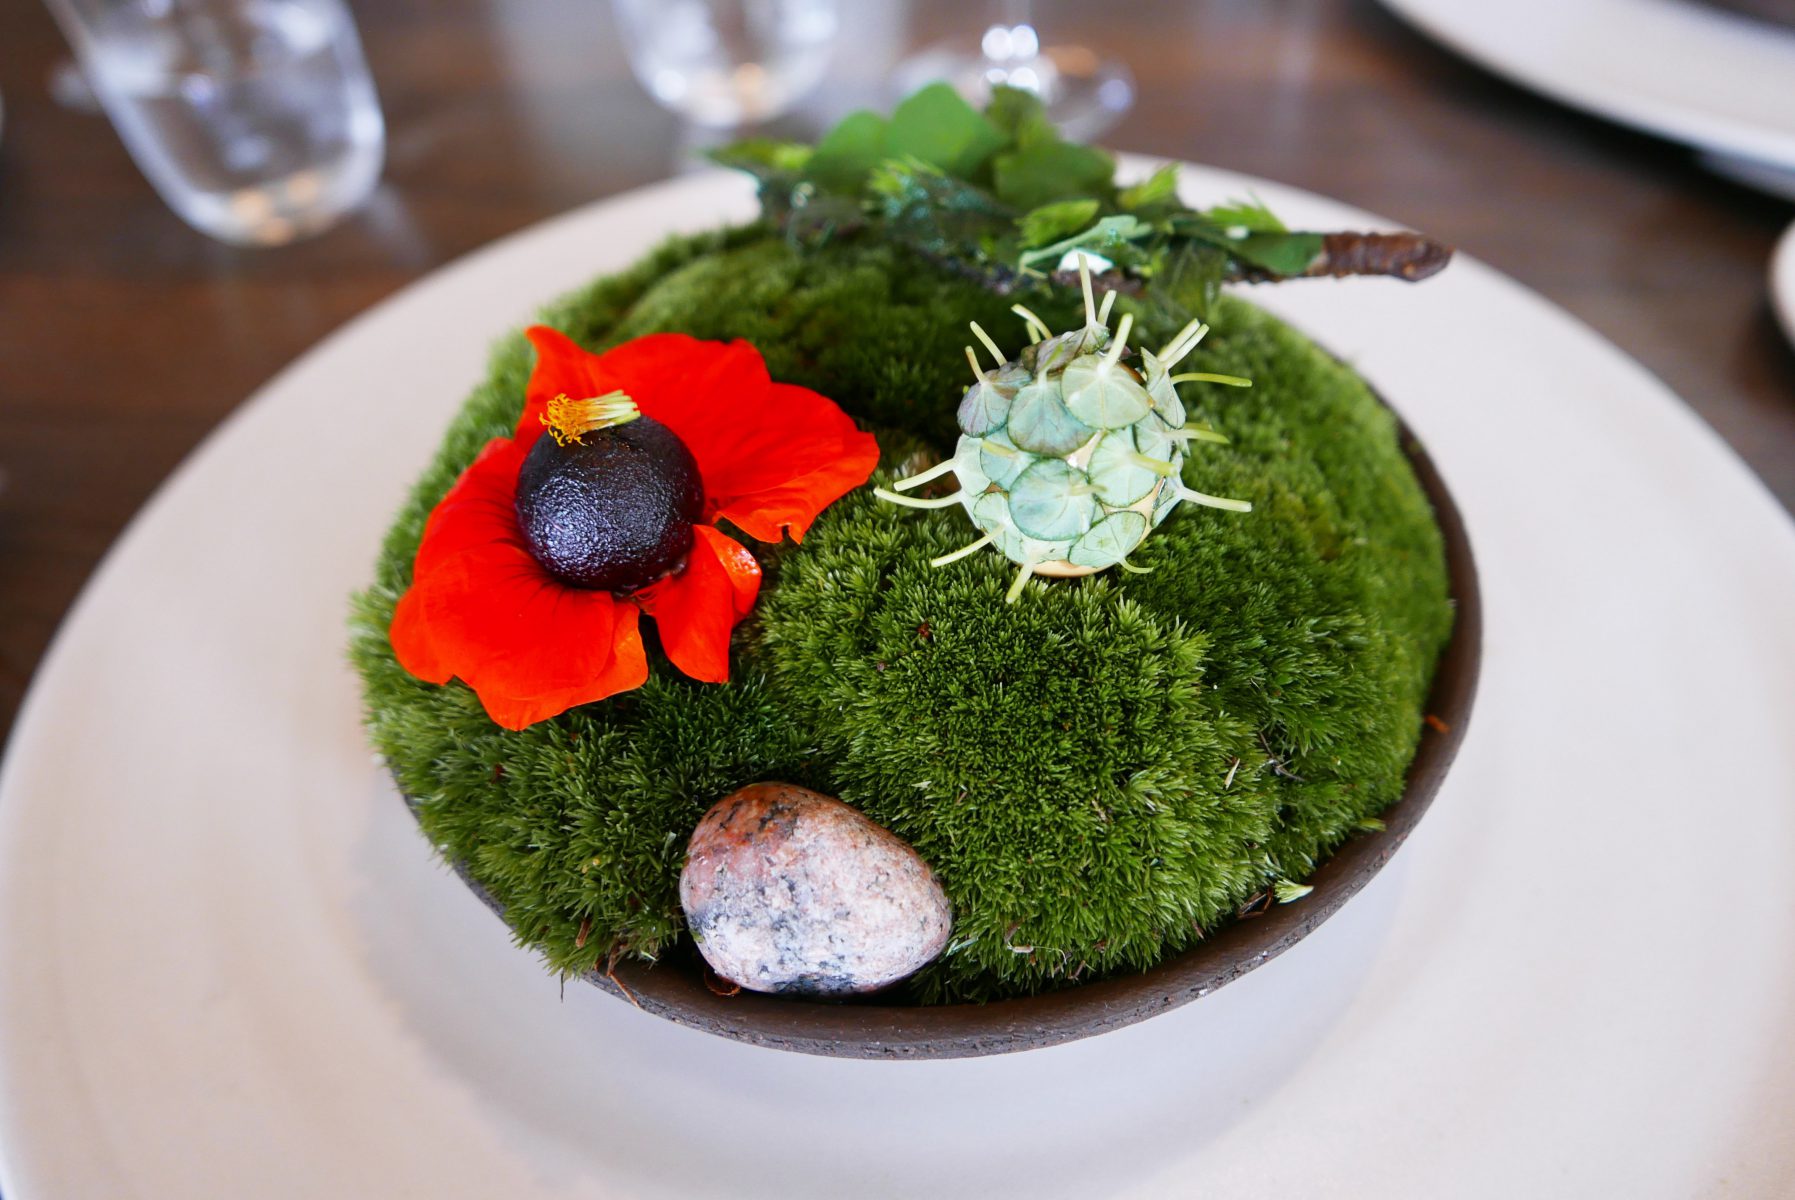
{"left": 1085, "top": 430, "right": 1164, "bottom": 507}
{"left": 1118, "top": 164, "right": 1180, "bottom": 211}
{"left": 992, "top": 140, "right": 1116, "bottom": 210}
{"left": 977, "top": 429, "right": 1029, "bottom": 488}
{"left": 984, "top": 85, "right": 1059, "bottom": 151}
{"left": 806, "top": 110, "right": 888, "bottom": 193}
{"left": 1177, "top": 208, "right": 1321, "bottom": 279}
{"left": 887, "top": 83, "right": 1008, "bottom": 179}
{"left": 1062, "top": 356, "right": 1155, "bottom": 430}
{"left": 1204, "top": 195, "right": 1288, "bottom": 233}
{"left": 1231, "top": 231, "right": 1323, "bottom": 276}
{"left": 1007, "top": 378, "right": 1096, "bottom": 456}
{"left": 1069, "top": 509, "right": 1149, "bottom": 569}
{"left": 1016, "top": 214, "right": 1151, "bottom": 273}
{"left": 1017, "top": 199, "right": 1100, "bottom": 248}
{"left": 1008, "top": 458, "right": 1098, "bottom": 541}
{"left": 1148, "top": 240, "right": 1227, "bottom": 322}
{"left": 956, "top": 376, "right": 1015, "bottom": 435}
{"left": 706, "top": 138, "right": 812, "bottom": 180}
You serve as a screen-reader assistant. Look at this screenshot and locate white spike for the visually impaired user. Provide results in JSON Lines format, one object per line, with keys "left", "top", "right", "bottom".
{"left": 1102, "top": 312, "right": 1134, "bottom": 369}
{"left": 929, "top": 532, "right": 995, "bottom": 568}
{"left": 1158, "top": 316, "right": 1208, "bottom": 365}
{"left": 1171, "top": 371, "right": 1251, "bottom": 388}
{"left": 1162, "top": 323, "right": 1211, "bottom": 370}
{"left": 892, "top": 458, "right": 959, "bottom": 492}
{"left": 1006, "top": 561, "right": 1037, "bottom": 603}
{"left": 1177, "top": 486, "right": 1252, "bottom": 513}
{"left": 1166, "top": 426, "right": 1230, "bottom": 445}
{"left": 964, "top": 345, "right": 991, "bottom": 385}
{"left": 1129, "top": 451, "right": 1179, "bottom": 477}
{"left": 1010, "top": 304, "right": 1053, "bottom": 341}
{"left": 874, "top": 487, "right": 966, "bottom": 509}
{"left": 969, "top": 321, "right": 1005, "bottom": 367}
{"left": 1097, "top": 289, "right": 1118, "bottom": 327}
{"left": 1078, "top": 254, "right": 1097, "bottom": 328}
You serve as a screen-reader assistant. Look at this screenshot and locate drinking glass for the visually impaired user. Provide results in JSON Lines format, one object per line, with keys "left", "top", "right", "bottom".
{"left": 609, "top": 0, "right": 840, "bottom": 130}
{"left": 895, "top": 0, "right": 1133, "bottom": 141}
{"left": 44, "top": 0, "right": 385, "bottom": 246}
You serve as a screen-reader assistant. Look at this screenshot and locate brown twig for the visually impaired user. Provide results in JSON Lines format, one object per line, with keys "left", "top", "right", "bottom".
{"left": 703, "top": 966, "right": 743, "bottom": 997}
{"left": 1237, "top": 890, "right": 1275, "bottom": 920}
{"left": 1233, "top": 232, "right": 1454, "bottom": 284}
{"left": 603, "top": 944, "right": 642, "bottom": 1009}
{"left": 810, "top": 212, "right": 1454, "bottom": 297}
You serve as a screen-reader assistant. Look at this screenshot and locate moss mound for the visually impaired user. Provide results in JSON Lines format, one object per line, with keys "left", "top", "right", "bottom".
{"left": 350, "top": 227, "right": 1453, "bottom": 1003}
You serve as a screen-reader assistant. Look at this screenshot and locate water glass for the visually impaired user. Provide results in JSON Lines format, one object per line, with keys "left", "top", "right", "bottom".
{"left": 610, "top": 0, "right": 839, "bottom": 129}
{"left": 44, "top": 0, "right": 386, "bottom": 246}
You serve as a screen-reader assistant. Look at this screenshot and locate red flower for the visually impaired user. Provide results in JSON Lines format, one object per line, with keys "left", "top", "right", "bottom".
{"left": 391, "top": 328, "right": 879, "bottom": 730}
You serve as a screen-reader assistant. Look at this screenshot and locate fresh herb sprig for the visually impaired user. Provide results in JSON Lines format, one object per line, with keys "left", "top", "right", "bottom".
{"left": 711, "top": 84, "right": 1449, "bottom": 320}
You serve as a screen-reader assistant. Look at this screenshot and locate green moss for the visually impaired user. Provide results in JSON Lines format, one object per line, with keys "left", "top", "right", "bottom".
{"left": 349, "top": 228, "right": 1453, "bottom": 1002}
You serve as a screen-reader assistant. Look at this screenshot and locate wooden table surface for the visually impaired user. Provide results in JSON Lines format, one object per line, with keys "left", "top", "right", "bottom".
{"left": 1, "top": 0, "right": 1792, "bottom": 747}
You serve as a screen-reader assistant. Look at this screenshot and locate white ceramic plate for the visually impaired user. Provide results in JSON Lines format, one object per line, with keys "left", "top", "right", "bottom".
{"left": 3, "top": 165, "right": 1795, "bottom": 1198}
{"left": 1381, "top": 0, "right": 1795, "bottom": 177}
{"left": 1773, "top": 220, "right": 1795, "bottom": 346}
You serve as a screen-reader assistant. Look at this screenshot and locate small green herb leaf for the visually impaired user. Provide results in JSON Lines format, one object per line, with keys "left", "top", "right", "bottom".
{"left": 1017, "top": 214, "right": 1151, "bottom": 273}
{"left": 985, "top": 84, "right": 1053, "bottom": 142}
{"left": 1205, "top": 195, "right": 1288, "bottom": 233}
{"left": 887, "top": 82, "right": 1008, "bottom": 179}
{"left": 1231, "top": 231, "right": 1324, "bottom": 276}
{"left": 806, "top": 110, "right": 888, "bottom": 193}
{"left": 705, "top": 138, "right": 812, "bottom": 181}
{"left": 993, "top": 141, "right": 1116, "bottom": 210}
{"left": 1119, "top": 164, "right": 1180, "bottom": 211}
{"left": 1018, "top": 199, "right": 1101, "bottom": 248}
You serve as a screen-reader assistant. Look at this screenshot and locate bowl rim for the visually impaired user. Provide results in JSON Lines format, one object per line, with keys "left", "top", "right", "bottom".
{"left": 409, "top": 390, "right": 1481, "bottom": 1061}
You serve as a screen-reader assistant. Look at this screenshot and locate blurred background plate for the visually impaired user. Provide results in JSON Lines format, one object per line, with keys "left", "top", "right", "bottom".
{"left": 1, "top": 162, "right": 1794, "bottom": 1197}
{"left": 1773, "top": 220, "right": 1795, "bottom": 346}
{"left": 1380, "top": 0, "right": 1795, "bottom": 183}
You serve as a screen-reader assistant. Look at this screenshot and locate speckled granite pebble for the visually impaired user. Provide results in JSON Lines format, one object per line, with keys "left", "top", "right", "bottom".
{"left": 679, "top": 783, "right": 952, "bottom": 996}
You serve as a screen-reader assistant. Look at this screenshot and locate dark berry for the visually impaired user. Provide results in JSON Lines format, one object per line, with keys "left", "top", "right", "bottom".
{"left": 514, "top": 415, "right": 704, "bottom": 594}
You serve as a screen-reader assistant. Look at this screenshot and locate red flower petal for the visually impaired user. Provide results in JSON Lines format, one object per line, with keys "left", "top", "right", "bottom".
{"left": 704, "top": 383, "right": 881, "bottom": 543}
{"left": 470, "top": 608, "right": 647, "bottom": 731}
{"left": 519, "top": 328, "right": 878, "bottom": 543}
{"left": 635, "top": 525, "right": 761, "bottom": 684}
{"left": 389, "top": 437, "right": 647, "bottom": 730}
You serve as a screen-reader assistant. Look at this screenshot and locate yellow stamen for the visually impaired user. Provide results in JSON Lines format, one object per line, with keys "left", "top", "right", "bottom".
{"left": 541, "top": 390, "right": 640, "bottom": 446}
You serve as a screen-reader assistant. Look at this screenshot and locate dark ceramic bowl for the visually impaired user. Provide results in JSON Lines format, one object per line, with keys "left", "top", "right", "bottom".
{"left": 413, "top": 407, "right": 1480, "bottom": 1060}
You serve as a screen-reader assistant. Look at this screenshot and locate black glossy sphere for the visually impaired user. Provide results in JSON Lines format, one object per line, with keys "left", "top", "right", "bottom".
{"left": 514, "top": 416, "right": 704, "bottom": 594}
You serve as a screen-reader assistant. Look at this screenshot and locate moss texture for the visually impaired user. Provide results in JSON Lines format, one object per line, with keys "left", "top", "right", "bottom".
{"left": 349, "top": 227, "right": 1453, "bottom": 1003}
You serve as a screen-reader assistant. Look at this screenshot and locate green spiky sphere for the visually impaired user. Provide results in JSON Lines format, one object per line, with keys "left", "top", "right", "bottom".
{"left": 883, "top": 293, "right": 1251, "bottom": 598}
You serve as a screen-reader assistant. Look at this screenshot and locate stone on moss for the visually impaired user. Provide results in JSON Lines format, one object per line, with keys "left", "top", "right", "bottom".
{"left": 681, "top": 783, "right": 951, "bottom": 995}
